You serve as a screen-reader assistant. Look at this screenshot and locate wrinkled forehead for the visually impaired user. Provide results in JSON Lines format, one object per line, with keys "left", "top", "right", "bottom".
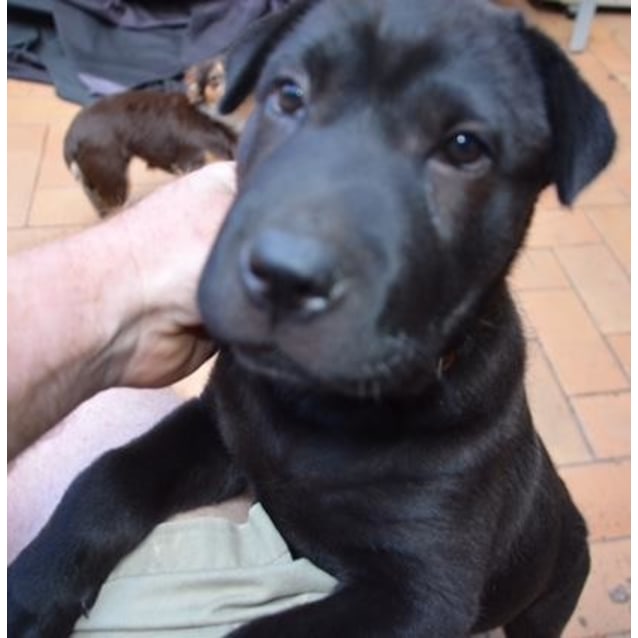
{"left": 294, "top": 0, "right": 525, "bottom": 65}
{"left": 265, "top": 0, "right": 548, "bottom": 137}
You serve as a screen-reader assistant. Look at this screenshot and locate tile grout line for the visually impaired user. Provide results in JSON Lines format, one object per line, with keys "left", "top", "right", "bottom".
{"left": 557, "top": 455, "right": 630, "bottom": 470}
{"left": 587, "top": 533, "right": 631, "bottom": 545}
{"left": 511, "top": 283, "right": 569, "bottom": 293}
{"left": 26, "top": 124, "right": 51, "bottom": 228}
{"left": 600, "top": 334, "right": 631, "bottom": 381}
{"left": 549, "top": 245, "right": 630, "bottom": 386}
{"left": 567, "top": 387, "right": 630, "bottom": 400}
{"left": 582, "top": 207, "right": 631, "bottom": 280}
{"left": 590, "top": 33, "right": 631, "bottom": 85}
{"left": 528, "top": 321, "right": 599, "bottom": 462}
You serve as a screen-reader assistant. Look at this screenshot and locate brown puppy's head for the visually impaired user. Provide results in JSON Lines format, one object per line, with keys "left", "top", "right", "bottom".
{"left": 184, "top": 57, "right": 254, "bottom": 133}
{"left": 199, "top": 0, "right": 615, "bottom": 396}
{"left": 184, "top": 57, "right": 227, "bottom": 109}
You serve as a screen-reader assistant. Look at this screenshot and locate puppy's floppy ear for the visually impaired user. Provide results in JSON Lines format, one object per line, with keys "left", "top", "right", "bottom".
{"left": 219, "top": 0, "right": 314, "bottom": 114}
{"left": 524, "top": 26, "right": 616, "bottom": 206}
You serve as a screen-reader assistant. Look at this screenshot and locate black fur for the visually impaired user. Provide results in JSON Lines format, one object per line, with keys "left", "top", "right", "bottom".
{"left": 9, "top": 0, "right": 615, "bottom": 636}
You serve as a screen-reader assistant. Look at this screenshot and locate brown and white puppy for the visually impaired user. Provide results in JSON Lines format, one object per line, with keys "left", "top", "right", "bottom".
{"left": 184, "top": 56, "right": 255, "bottom": 135}
{"left": 184, "top": 56, "right": 227, "bottom": 111}
{"left": 63, "top": 90, "right": 237, "bottom": 216}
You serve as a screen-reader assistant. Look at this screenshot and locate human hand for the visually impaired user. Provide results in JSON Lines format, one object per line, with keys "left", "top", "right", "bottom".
{"left": 102, "top": 161, "right": 236, "bottom": 388}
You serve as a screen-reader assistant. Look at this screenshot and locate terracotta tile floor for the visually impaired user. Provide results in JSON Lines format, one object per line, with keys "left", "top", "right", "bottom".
{"left": 7, "top": 2, "right": 630, "bottom": 636}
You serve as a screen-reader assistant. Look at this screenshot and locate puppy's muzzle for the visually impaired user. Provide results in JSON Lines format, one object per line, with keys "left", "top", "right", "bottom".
{"left": 240, "top": 229, "right": 345, "bottom": 320}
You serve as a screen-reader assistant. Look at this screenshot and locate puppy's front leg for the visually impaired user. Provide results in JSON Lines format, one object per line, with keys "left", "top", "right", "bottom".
{"left": 229, "top": 578, "right": 475, "bottom": 637}
{"left": 8, "top": 397, "right": 245, "bottom": 638}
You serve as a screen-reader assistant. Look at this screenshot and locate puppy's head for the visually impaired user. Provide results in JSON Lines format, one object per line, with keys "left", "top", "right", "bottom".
{"left": 198, "top": 0, "right": 614, "bottom": 396}
{"left": 184, "top": 57, "right": 254, "bottom": 133}
{"left": 184, "top": 57, "right": 227, "bottom": 107}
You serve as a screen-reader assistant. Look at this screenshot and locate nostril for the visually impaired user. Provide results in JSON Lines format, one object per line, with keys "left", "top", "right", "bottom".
{"left": 240, "top": 230, "right": 342, "bottom": 317}
{"left": 246, "top": 254, "right": 273, "bottom": 292}
{"left": 249, "top": 254, "right": 330, "bottom": 298}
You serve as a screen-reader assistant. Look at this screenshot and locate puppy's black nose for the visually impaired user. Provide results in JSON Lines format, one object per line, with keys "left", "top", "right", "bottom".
{"left": 241, "top": 230, "right": 340, "bottom": 318}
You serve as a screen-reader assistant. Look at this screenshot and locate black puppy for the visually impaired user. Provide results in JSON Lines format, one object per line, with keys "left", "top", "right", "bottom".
{"left": 9, "top": 0, "right": 615, "bottom": 636}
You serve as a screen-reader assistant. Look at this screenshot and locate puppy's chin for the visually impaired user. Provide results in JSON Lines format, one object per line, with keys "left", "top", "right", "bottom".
{"left": 231, "top": 343, "right": 315, "bottom": 387}
{"left": 230, "top": 338, "right": 438, "bottom": 400}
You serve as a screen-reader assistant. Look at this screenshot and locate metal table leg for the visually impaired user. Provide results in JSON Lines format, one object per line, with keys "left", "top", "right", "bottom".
{"left": 569, "top": 0, "right": 597, "bottom": 52}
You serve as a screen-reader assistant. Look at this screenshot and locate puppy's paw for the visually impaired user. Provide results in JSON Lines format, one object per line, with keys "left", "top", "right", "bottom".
{"left": 8, "top": 579, "right": 83, "bottom": 638}
{"left": 8, "top": 553, "right": 101, "bottom": 638}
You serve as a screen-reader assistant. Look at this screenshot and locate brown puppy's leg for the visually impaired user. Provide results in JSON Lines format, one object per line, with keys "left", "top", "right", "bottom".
{"left": 72, "top": 149, "right": 130, "bottom": 217}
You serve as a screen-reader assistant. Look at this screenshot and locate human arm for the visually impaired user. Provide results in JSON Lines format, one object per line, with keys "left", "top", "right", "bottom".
{"left": 8, "top": 162, "right": 236, "bottom": 461}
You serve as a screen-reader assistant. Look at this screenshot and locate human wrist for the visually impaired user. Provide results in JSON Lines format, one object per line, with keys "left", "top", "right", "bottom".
{"left": 53, "top": 220, "right": 143, "bottom": 393}
{"left": 7, "top": 229, "right": 139, "bottom": 458}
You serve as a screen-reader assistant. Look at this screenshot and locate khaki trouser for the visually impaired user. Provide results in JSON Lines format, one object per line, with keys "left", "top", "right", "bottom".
{"left": 70, "top": 497, "right": 502, "bottom": 638}
{"left": 73, "top": 501, "right": 337, "bottom": 637}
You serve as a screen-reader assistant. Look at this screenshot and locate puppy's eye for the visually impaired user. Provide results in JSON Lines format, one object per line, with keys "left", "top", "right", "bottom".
{"left": 270, "top": 80, "right": 306, "bottom": 117}
{"left": 442, "top": 132, "right": 490, "bottom": 167}
{"left": 207, "top": 73, "right": 224, "bottom": 88}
